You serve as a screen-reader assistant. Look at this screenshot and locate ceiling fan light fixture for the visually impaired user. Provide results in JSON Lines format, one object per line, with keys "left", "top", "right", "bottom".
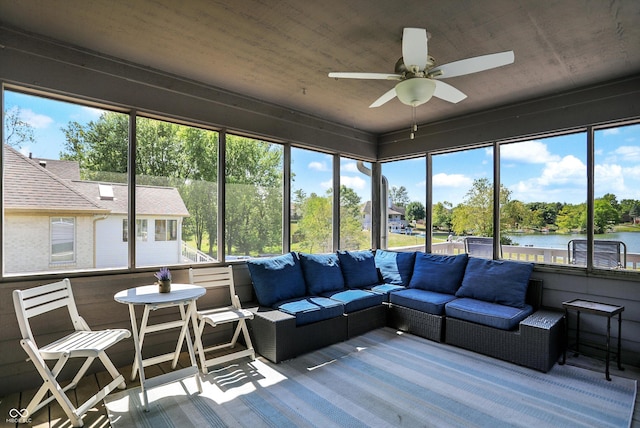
{"left": 395, "top": 78, "right": 436, "bottom": 107}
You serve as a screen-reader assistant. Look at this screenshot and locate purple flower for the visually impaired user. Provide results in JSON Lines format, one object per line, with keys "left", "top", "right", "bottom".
{"left": 154, "top": 267, "right": 171, "bottom": 281}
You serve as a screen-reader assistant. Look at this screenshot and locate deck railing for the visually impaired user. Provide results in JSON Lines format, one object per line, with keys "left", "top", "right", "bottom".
{"left": 392, "top": 242, "right": 640, "bottom": 270}
{"left": 181, "top": 241, "right": 217, "bottom": 263}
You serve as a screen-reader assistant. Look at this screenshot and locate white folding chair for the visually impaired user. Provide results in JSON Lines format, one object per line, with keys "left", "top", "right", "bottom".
{"left": 13, "top": 279, "right": 131, "bottom": 427}
{"left": 188, "top": 266, "right": 255, "bottom": 374}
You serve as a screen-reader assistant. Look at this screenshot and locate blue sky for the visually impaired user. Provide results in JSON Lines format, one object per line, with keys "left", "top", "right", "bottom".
{"left": 5, "top": 89, "right": 640, "bottom": 206}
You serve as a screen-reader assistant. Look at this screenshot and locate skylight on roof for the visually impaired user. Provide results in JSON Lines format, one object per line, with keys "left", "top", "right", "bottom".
{"left": 98, "top": 184, "right": 114, "bottom": 200}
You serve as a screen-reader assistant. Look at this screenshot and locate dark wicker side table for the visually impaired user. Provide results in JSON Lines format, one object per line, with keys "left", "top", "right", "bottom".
{"left": 561, "top": 299, "right": 624, "bottom": 381}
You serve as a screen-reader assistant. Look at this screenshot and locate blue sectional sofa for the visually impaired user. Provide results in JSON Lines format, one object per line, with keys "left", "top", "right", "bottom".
{"left": 245, "top": 249, "right": 564, "bottom": 372}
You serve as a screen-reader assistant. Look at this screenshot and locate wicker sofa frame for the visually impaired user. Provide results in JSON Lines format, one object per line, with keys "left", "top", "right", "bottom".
{"left": 247, "top": 304, "right": 388, "bottom": 364}
{"left": 445, "top": 309, "right": 564, "bottom": 372}
{"left": 246, "top": 305, "right": 348, "bottom": 364}
{"left": 246, "top": 279, "right": 564, "bottom": 372}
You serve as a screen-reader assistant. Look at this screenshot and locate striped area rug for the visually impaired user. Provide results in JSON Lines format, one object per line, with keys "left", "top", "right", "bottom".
{"left": 104, "top": 327, "right": 636, "bottom": 427}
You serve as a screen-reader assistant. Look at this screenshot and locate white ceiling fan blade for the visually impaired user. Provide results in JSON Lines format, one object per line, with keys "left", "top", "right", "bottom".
{"left": 433, "top": 80, "right": 467, "bottom": 103}
{"left": 431, "top": 51, "right": 515, "bottom": 79}
{"left": 369, "top": 87, "right": 397, "bottom": 108}
{"left": 402, "top": 28, "right": 428, "bottom": 71}
{"left": 328, "top": 72, "right": 401, "bottom": 80}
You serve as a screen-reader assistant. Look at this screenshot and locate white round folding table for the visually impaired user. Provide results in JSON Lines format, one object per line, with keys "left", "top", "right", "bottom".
{"left": 114, "top": 283, "right": 205, "bottom": 410}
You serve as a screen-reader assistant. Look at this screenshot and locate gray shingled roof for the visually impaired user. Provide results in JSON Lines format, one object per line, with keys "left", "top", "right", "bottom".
{"left": 362, "top": 200, "right": 405, "bottom": 216}
{"left": 4, "top": 145, "right": 106, "bottom": 213}
{"left": 31, "top": 157, "right": 81, "bottom": 180}
{"left": 72, "top": 181, "right": 189, "bottom": 216}
{"left": 4, "top": 145, "right": 189, "bottom": 216}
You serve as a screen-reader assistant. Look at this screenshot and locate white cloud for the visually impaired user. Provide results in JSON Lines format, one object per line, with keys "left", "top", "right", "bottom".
{"left": 509, "top": 155, "right": 586, "bottom": 203}
{"left": 613, "top": 146, "right": 640, "bottom": 162}
{"left": 73, "top": 106, "right": 103, "bottom": 120}
{"left": 320, "top": 179, "right": 332, "bottom": 190}
{"left": 308, "top": 161, "right": 329, "bottom": 172}
{"left": 341, "top": 175, "right": 366, "bottom": 190}
{"left": 603, "top": 128, "right": 620, "bottom": 136}
{"left": 500, "top": 140, "right": 560, "bottom": 164}
{"left": 623, "top": 165, "right": 640, "bottom": 179}
{"left": 432, "top": 173, "right": 473, "bottom": 188}
{"left": 594, "top": 163, "right": 625, "bottom": 193}
{"left": 538, "top": 155, "right": 585, "bottom": 186}
{"left": 341, "top": 160, "right": 359, "bottom": 173}
{"left": 16, "top": 108, "right": 53, "bottom": 129}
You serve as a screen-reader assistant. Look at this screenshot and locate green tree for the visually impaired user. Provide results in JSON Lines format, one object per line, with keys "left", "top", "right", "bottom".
{"left": 601, "top": 193, "right": 619, "bottom": 213}
{"left": 389, "top": 185, "right": 410, "bottom": 207}
{"left": 629, "top": 202, "right": 640, "bottom": 224}
{"left": 3, "top": 107, "right": 36, "bottom": 148}
{"left": 406, "top": 201, "right": 425, "bottom": 225}
{"left": 225, "top": 136, "right": 282, "bottom": 256}
{"left": 501, "top": 200, "right": 531, "bottom": 230}
{"left": 339, "top": 185, "right": 365, "bottom": 250}
{"left": 451, "top": 178, "right": 509, "bottom": 237}
{"left": 556, "top": 204, "right": 585, "bottom": 231}
{"left": 62, "top": 112, "right": 129, "bottom": 178}
{"left": 292, "top": 189, "right": 306, "bottom": 221}
{"left": 593, "top": 198, "right": 619, "bottom": 233}
{"left": 620, "top": 199, "right": 640, "bottom": 223}
{"left": 60, "top": 114, "right": 285, "bottom": 257}
{"left": 526, "top": 202, "right": 561, "bottom": 228}
{"left": 178, "top": 127, "right": 219, "bottom": 255}
{"left": 432, "top": 201, "right": 452, "bottom": 231}
{"left": 297, "top": 193, "right": 332, "bottom": 253}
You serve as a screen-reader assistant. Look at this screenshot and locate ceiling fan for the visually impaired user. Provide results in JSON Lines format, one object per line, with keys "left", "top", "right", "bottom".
{"left": 328, "top": 28, "right": 515, "bottom": 109}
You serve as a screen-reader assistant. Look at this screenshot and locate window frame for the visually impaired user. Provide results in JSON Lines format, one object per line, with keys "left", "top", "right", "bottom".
{"left": 50, "top": 216, "right": 76, "bottom": 264}
{"left": 3, "top": 84, "right": 639, "bottom": 279}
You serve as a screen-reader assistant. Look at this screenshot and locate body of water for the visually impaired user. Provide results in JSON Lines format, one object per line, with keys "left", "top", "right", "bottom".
{"left": 505, "top": 232, "right": 640, "bottom": 254}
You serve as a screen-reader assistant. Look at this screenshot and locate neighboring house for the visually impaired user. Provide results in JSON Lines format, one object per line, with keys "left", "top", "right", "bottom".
{"left": 362, "top": 200, "right": 408, "bottom": 232}
{"left": 3, "top": 146, "right": 189, "bottom": 274}
{"left": 387, "top": 204, "right": 407, "bottom": 232}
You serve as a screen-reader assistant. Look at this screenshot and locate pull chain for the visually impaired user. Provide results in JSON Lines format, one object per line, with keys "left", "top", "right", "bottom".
{"left": 410, "top": 107, "right": 417, "bottom": 139}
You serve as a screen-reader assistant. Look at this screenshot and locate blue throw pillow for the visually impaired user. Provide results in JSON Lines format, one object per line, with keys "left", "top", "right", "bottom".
{"left": 299, "top": 252, "right": 345, "bottom": 295}
{"left": 374, "top": 249, "right": 416, "bottom": 286}
{"left": 409, "top": 253, "right": 469, "bottom": 294}
{"left": 247, "top": 252, "right": 307, "bottom": 307}
{"left": 337, "top": 250, "right": 379, "bottom": 288}
{"left": 455, "top": 258, "right": 534, "bottom": 308}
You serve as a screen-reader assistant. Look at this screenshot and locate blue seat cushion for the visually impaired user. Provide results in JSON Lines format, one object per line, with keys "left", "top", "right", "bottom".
{"left": 445, "top": 298, "right": 534, "bottom": 330}
{"left": 275, "top": 297, "right": 344, "bottom": 326}
{"left": 337, "top": 250, "right": 380, "bottom": 289}
{"left": 456, "top": 258, "right": 534, "bottom": 308}
{"left": 374, "top": 249, "right": 416, "bottom": 286}
{"left": 299, "top": 252, "right": 345, "bottom": 295}
{"left": 247, "top": 252, "right": 307, "bottom": 307}
{"left": 321, "top": 288, "right": 385, "bottom": 313}
{"left": 389, "top": 288, "right": 457, "bottom": 315}
{"left": 364, "top": 283, "right": 406, "bottom": 301}
{"left": 409, "top": 253, "right": 468, "bottom": 294}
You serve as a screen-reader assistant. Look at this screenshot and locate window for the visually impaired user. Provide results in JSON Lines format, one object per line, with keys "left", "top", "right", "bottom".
{"left": 51, "top": 217, "right": 75, "bottom": 263}
{"left": 154, "top": 219, "right": 177, "bottom": 241}
{"left": 340, "top": 157, "right": 371, "bottom": 250}
{"left": 225, "top": 135, "right": 283, "bottom": 260}
{"left": 3, "top": 89, "right": 129, "bottom": 274}
{"left": 382, "top": 158, "right": 426, "bottom": 251}
{"left": 122, "top": 219, "right": 148, "bottom": 242}
{"left": 135, "top": 116, "right": 218, "bottom": 267}
{"left": 4, "top": 86, "right": 638, "bottom": 277}
{"left": 499, "top": 132, "right": 587, "bottom": 265}
{"left": 593, "top": 123, "right": 640, "bottom": 270}
{"left": 432, "top": 148, "right": 492, "bottom": 256}
{"left": 291, "top": 148, "right": 333, "bottom": 253}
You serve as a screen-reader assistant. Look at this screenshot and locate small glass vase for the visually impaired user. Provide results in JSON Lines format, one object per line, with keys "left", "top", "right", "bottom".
{"left": 158, "top": 280, "right": 171, "bottom": 293}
